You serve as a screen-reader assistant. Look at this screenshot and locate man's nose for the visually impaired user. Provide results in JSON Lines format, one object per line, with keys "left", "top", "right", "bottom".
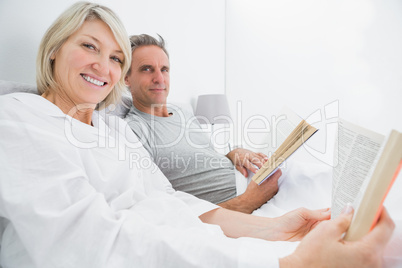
{"left": 152, "top": 70, "right": 164, "bottom": 84}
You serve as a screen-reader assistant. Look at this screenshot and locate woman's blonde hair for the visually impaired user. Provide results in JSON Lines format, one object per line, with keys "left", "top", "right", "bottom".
{"left": 36, "top": 1, "right": 131, "bottom": 108}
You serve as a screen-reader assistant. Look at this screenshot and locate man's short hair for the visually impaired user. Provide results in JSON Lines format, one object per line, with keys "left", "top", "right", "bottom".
{"left": 127, "top": 34, "right": 169, "bottom": 75}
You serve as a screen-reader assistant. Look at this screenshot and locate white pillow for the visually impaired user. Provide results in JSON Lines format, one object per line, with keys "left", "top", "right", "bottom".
{"left": 0, "top": 80, "right": 38, "bottom": 95}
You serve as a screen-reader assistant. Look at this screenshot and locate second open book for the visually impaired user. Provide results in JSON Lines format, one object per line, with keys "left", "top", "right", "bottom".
{"left": 251, "top": 108, "right": 401, "bottom": 241}
{"left": 331, "top": 119, "right": 402, "bottom": 241}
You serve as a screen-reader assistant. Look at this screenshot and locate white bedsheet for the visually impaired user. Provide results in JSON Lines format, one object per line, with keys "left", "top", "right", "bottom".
{"left": 235, "top": 146, "right": 402, "bottom": 267}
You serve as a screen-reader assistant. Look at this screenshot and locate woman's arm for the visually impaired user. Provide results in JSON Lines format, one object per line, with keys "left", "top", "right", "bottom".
{"left": 199, "top": 206, "right": 331, "bottom": 241}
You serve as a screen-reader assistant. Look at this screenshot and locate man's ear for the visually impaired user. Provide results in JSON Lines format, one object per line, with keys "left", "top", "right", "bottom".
{"left": 124, "top": 75, "right": 130, "bottom": 87}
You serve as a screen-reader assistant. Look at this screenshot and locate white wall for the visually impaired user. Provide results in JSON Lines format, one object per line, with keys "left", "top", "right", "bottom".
{"left": 1, "top": 0, "right": 401, "bottom": 152}
{"left": 226, "top": 0, "right": 402, "bottom": 151}
{"left": 0, "top": 0, "right": 225, "bottom": 107}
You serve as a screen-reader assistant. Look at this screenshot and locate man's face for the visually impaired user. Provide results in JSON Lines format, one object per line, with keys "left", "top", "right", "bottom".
{"left": 125, "top": 45, "right": 170, "bottom": 110}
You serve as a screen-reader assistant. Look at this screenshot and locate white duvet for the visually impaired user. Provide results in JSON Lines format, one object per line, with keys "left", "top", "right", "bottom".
{"left": 236, "top": 143, "right": 402, "bottom": 267}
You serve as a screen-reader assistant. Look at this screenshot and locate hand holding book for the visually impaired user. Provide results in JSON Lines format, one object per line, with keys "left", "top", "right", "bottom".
{"left": 252, "top": 120, "right": 318, "bottom": 185}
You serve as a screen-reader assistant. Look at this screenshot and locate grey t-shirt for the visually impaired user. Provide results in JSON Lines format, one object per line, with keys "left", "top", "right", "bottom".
{"left": 124, "top": 104, "right": 237, "bottom": 204}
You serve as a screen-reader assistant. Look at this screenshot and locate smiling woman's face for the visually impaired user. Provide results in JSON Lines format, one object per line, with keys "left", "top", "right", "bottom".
{"left": 51, "top": 19, "right": 124, "bottom": 110}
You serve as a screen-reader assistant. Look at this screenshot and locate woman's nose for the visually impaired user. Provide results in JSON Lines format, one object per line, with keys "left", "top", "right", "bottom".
{"left": 92, "top": 56, "right": 109, "bottom": 76}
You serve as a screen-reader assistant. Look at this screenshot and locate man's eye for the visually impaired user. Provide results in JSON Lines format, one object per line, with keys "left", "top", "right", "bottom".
{"left": 162, "top": 68, "right": 169, "bottom": 72}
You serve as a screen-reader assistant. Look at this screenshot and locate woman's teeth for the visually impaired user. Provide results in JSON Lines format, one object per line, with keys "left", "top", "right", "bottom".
{"left": 82, "top": 74, "right": 105, "bottom": 86}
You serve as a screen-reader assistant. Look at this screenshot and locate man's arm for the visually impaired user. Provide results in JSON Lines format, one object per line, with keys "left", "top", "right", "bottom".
{"left": 226, "top": 148, "right": 268, "bottom": 177}
{"left": 217, "top": 169, "right": 281, "bottom": 214}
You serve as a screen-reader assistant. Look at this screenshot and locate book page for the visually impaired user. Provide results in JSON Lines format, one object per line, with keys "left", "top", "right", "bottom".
{"left": 331, "top": 119, "right": 384, "bottom": 219}
{"left": 266, "top": 106, "right": 303, "bottom": 154}
{"left": 253, "top": 120, "right": 317, "bottom": 184}
{"left": 351, "top": 132, "right": 391, "bottom": 214}
{"left": 344, "top": 130, "right": 402, "bottom": 240}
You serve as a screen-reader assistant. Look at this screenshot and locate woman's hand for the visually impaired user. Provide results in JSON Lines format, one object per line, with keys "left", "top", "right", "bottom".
{"left": 280, "top": 207, "right": 395, "bottom": 267}
{"left": 234, "top": 207, "right": 331, "bottom": 242}
{"left": 261, "top": 207, "right": 331, "bottom": 241}
{"left": 200, "top": 206, "right": 329, "bottom": 241}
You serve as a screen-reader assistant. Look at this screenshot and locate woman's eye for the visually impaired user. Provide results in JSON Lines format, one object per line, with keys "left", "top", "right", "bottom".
{"left": 111, "top": 56, "right": 122, "bottom": 64}
{"left": 83, "top": 43, "right": 96, "bottom": 50}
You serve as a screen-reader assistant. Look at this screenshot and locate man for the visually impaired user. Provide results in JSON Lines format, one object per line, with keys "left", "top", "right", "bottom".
{"left": 124, "top": 34, "right": 280, "bottom": 214}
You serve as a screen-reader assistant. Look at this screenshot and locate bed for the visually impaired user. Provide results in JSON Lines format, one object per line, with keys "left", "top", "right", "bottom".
{"left": 1, "top": 80, "right": 401, "bottom": 267}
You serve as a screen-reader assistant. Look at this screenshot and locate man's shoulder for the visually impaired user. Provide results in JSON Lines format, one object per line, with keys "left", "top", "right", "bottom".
{"left": 124, "top": 103, "right": 198, "bottom": 132}
{"left": 125, "top": 105, "right": 149, "bottom": 122}
{"left": 167, "top": 103, "right": 194, "bottom": 117}
{"left": 124, "top": 108, "right": 152, "bottom": 134}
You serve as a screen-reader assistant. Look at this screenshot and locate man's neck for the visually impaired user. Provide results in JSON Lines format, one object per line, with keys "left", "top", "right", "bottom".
{"left": 133, "top": 101, "right": 171, "bottom": 117}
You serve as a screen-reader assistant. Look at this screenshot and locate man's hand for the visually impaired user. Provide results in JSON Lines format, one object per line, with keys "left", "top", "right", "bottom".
{"left": 218, "top": 169, "right": 281, "bottom": 214}
{"left": 226, "top": 148, "right": 268, "bottom": 177}
{"left": 240, "top": 169, "right": 281, "bottom": 211}
{"left": 279, "top": 207, "right": 395, "bottom": 267}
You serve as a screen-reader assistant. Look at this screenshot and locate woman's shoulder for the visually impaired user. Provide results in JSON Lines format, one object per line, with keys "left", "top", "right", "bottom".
{"left": 0, "top": 93, "right": 64, "bottom": 121}
{"left": 0, "top": 92, "right": 36, "bottom": 113}
{"left": 0, "top": 92, "right": 41, "bottom": 105}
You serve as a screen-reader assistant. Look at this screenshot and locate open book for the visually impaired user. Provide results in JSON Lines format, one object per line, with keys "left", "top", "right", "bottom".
{"left": 252, "top": 119, "right": 318, "bottom": 184}
{"left": 331, "top": 119, "right": 402, "bottom": 241}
